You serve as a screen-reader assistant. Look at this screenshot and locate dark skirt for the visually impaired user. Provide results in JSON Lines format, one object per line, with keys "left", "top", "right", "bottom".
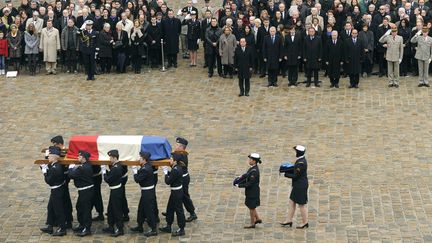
{"left": 290, "top": 186, "right": 308, "bottom": 205}
{"left": 245, "top": 196, "right": 260, "bottom": 209}
{"left": 187, "top": 39, "right": 199, "bottom": 51}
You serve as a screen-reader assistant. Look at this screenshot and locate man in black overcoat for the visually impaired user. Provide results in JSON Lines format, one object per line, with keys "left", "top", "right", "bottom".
{"left": 284, "top": 25, "right": 302, "bottom": 87}
{"left": 324, "top": 30, "right": 344, "bottom": 88}
{"left": 303, "top": 27, "right": 322, "bottom": 87}
{"left": 161, "top": 10, "right": 181, "bottom": 68}
{"left": 344, "top": 29, "right": 364, "bottom": 88}
{"left": 262, "top": 26, "right": 283, "bottom": 87}
{"left": 235, "top": 38, "right": 254, "bottom": 96}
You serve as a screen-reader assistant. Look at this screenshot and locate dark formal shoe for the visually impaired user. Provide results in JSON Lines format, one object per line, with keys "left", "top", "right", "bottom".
{"left": 203, "top": 65, "right": 208, "bottom": 68}
{"left": 296, "top": 223, "right": 309, "bottom": 229}
{"left": 173, "top": 64, "right": 178, "bottom": 68}
{"left": 259, "top": 74, "right": 265, "bottom": 78}
{"left": 72, "top": 225, "right": 84, "bottom": 232}
{"left": 425, "top": 84, "right": 430, "bottom": 87}
{"left": 123, "top": 215, "right": 130, "bottom": 222}
{"left": 348, "top": 85, "right": 354, "bottom": 88}
{"left": 130, "top": 225, "right": 143, "bottom": 233}
{"left": 330, "top": 84, "right": 334, "bottom": 88}
{"left": 267, "top": 84, "right": 272, "bottom": 87}
{"left": 306, "top": 83, "right": 311, "bottom": 87}
{"left": 76, "top": 227, "right": 91, "bottom": 237}
{"left": 335, "top": 84, "right": 339, "bottom": 88}
{"left": 102, "top": 226, "right": 114, "bottom": 234}
{"left": 186, "top": 213, "right": 198, "bottom": 222}
{"left": 255, "top": 219, "right": 262, "bottom": 224}
{"left": 223, "top": 74, "right": 227, "bottom": 78}
{"left": 418, "top": 83, "right": 424, "bottom": 87}
{"left": 379, "top": 74, "right": 383, "bottom": 77}
{"left": 388, "top": 84, "right": 394, "bottom": 87}
{"left": 111, "top": 228, "right": 124, "bottom": 237}
{"left": 239, "top": 93, "right": 244, "bottom": 97}
{"left": 92, "top": 215, "right": 104, "bottom": 221}
{"left": 40, "top": 225, "right": 53, "bottom": 234}
{"left": 229, "top": 75, "right": 233, "bottom": 79}
{"left": 161, "top": 212, "right": 167, "bottom": 217}
{"left": 244, "top": 224, "right": 256, "bottom": 229}
{"left": 65, "top": 221, "right": 72, "bottom": 229}
{"left": 280, "top": 222, "right": 293, "bottom": 227}
{"left": 355, "top": 85, "right": 359, "bottom": 89}
{"left": 159, "top": 225, "right": 172, "bottom": 233}
{"left": 172, "top": 228, "right": 185, "bottom": 236}
{"left": 144, "top": 229, "right": 158, "bottom": 237}
{"left": 208, "top": 73, "right": 213, "bottom": 77}
{"left": 394, "top": 84, "right": 399, "bottom": 88}
{"left": 245, "top": 93, "right": 249, "bottom": 96}
{"left": 52, "top": 228, "right": 66, "bottom": 236}
{"left": 314, "top": 84, "right": 320, "bottom": 87}
{"left": 273, "top": 83, "right": 278, "bottom": 87}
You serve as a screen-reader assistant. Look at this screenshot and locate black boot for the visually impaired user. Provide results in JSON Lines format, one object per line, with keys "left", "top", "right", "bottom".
{"left": 159, "top": 225, "right": 172, "bottom": 233}
{"left": 52, "top": 227, "right": 67, "bottom": 236}
{"left": 144, "top": 228, "right": 158, "bottom": 237}
{"left": 40, "top": 225, "right": 53, "bottom": 234}
{"left": 172, "top": 228, "right": 185, "bottom": 236}
{"left": 130, "top": 225, "right": 143, "bottom": 233}
{"left": 76, "top": 227, "right": 91, "bottom": 237}
{"left": 72, "top": 225, "right": 84, "bottom": 232}
{"left": 111, "top": 228, "right": 124, "bottom": 237}
{"left": 186, "top": 213, "right": 198, "bottom": 222}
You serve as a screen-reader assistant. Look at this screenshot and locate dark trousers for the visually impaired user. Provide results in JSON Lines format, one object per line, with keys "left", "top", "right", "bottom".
{"left": 268, "top": 68, "right": 278, "bottom": 85}
{"left": 99, "top": 57, "right": 112, "bottom": 73}
{"left": 362, "top": 59, "right": 372, "bottom": 74}
{"left": 46, "top": 186, "right": 66, "bottom": 228}
{"left": 131, "top": 54, "right": 142, "bottom": 72}
{"left": 306, "top": 68, "right": 319, "bottom": 85}
{"left": 349, "top": 74, "right": 360, "bottom": 86}
{"left": 287, "top": 65, "right": 298, "bottom": 85}
{"left": 182, "top": 175, "right": 195, "bottom": 214}
{"left": 153, "top": 175, "right": 159, "bottom": 222}
{"left": 167, "top": 53, "right": 177, "bottom": 66}
{"left": 27, "top": 53, "right": 38, "bottom": 73}
{"left": 116, "top": 52, "right": 127, "bottom": 73}
{"left": 400, "top": 55, "right": 410, "bottom": 75}
{"left": 206, "top": 53, "right": 222, "bottom": 75}
{"left": 149, "top": 48, "right": 161, "bottom": 67}
{"left": 330, "top": 78, "right": 340, "bottom": 85}
{"left": 223, "top": 64, "right": 233, "bottom": 76}
{"left": 92, "top": 176, "right": 103, "bottom": 215}
{"left": 76, "top": 187, "right": 94, "bottom": 229}
{"left": 165, "top": 189, "right": 185, "bottom": 228}
{"left": 65, "top": 49, "right": 77, "bottom": 72}
{"left": 107, "top": 188, "right": 124, "bottom": 230}
{"left": 137, "top": 189, "right": 157, "bottom": 229}
{"left": 82, "top": 52, "right": 95, "bottom": 79}
{"left": 377, "top": 51, "right": 387, "bottom": 75}
{"left": 63, "top": 181, "right": 73, "bottom": 223}
{"left": 121, "top": 177, "right": 129, "bottom": 216}
{"left": 259, "top": 52, "right": 266, "bottom": 75}
{"left": 239, "top": 78, "right": 250, "bottom": 95}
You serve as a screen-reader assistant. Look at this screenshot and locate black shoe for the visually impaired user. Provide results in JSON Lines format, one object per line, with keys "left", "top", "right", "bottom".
{"left": 255, "top": 219, "right": 262, "bottom": 224}
{"left": 161, "top": 212, "right": 167, "bottom": 217}
{"left": 348, "top": 85, "right": 354, "bottom": 88}
{"left": 92, "top": 215, "right": 104, "bottom": 221}
{"left": 208, "top": 73, "right": 213, "bottom": 77}
{"left": 388, "top": 84, "right": 394, "bottom": 87}
{"left": 203, "top": 65, "right": 208, "bottom": 68}
{"left": 335, "top": 84, "right": 339, "bottom": 88}
{"left": 144, "top": 229, "right": 158, "bottom": 237}
{"left": 172, "top": 228, "right": 185, "bottom": 236}
{"left": 273, "top": 83, "right": 278, "bottom": 87}
{"left": 280, "top": 222, "right": 293, "bottom": 227}
{"left": 267, "top": 84, "right": 272, "bottom": 87}
{"left": 306, "top": 83, "right": 311, "bottom": 87}
{"left": 418, "top": 83, "right": 424, "bottom": 87}
{"left": 379, "top": 74, "right": 383, "bottom": 77}
{"left": 76, "top": 227, "right": 91, "bottom": 237}
{"left": 425, "top": 84, "right": 430, "bottom": 87}
{"left": 52, "top": 228, "right": 66, "bottom": 236}
{"left": 218, "top": 73, "right": 223, "bottom": 77}
{"left": 111, "top": 228, "right": 124, "bottom": 237}
{"left": 173, "top": 64, "right": 178, "bottom": 68}
{"left": 130, "top": 225, "right": 143, "bottom": 233}
{"left": 72, "top": 225, "right": 84, "bottom": 232}
{"left": 244, "top": 224, "right": 256, "bottom": 229}
{"left": 296, "top": 223, "right": 309, "bottom": 229}
{"left": 245, "top": 93, "right": 249, "bottom": 96}
{"left": 394, "top": 84, "right": 399, "bottom": 88}
{"left": 185, "top": 213, "right": 198, "bottom": 222}
{"left": 314, "top": 84, "right": 320, "bottom": 87}
{"left": 123, "top": 215, "right": 130, "bottom": 222}
{"left": 40, "top": 225, "right": 53, "bottom": 234}
{"left": 238, "top": 93, "right": 244, "bottom": 97}
{"left": 102, "top": 226, "right": 114, "bottom": 234}
{"left": 223, "top": 74, "right": 227, "bottom": 78}
{"left": 259, "top": 74, "right": 265, "bottom": 78}
{"left": 159, "top": 225, "right": 172, "bottom": 233}
{"left": 330, "top": 84, "right": 334, "bottom": 88}
{"left": 229, "top": 75, "right": 233, "bottom": 79}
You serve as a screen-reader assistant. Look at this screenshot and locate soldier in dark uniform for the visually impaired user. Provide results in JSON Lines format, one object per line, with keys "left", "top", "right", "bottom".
{"left": 91, "top": 163, "right": 104, "bottom": 221}
{"left": 49, "top": 135, "right": 73, "bottom": 229}
{"left": 130, "top": 151, "right": 158, "bottom": 237}
{"left": 280, "top": 145, "right": 309, "bottom": 229}
{"left": 78, "top": 20, "right": 98, "bottom": 80}
{"left": 235, "top": 153, "right": 262, "bottom": 229}
{"left": 121, "top": 160, "right": 130, "bottom": 222}
{"left": 184, "top": 11, "right": 201, "bottom": 67}
{"left": 68, "top": 150, "right": 94, "bottom": 237}
{"left": 159, "top": 152, "right": 187, "bottom": 237}
{"left": 101, "top": 150, "right": 124, "bottom": 237}
{"left": 39, "top": 146, "right": 67, "bottom": 236}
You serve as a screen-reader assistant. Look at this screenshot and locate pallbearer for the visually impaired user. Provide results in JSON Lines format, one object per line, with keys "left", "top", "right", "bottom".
{"left": 121, "top": 160, "right": 130, "bottom": 222}
{"left": 68, "top": 150, "right": 94, "bottom": 237}
{"left": 234, "top": 153, "right": 262, "bottom": 229}
{"left": 101, "top": 150, "right": 124, "bottom": 237}
{"left": 39, "top": 146, "right": 67, "bottom": 236}
{"left": 130, "top": 151, "right": 158, "bottom": 237}
{"left": 159, "top": 152, "right": 187, "bottom": 237}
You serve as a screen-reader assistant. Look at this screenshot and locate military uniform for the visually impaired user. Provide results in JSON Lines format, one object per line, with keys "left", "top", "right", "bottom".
{"left": 238, "top": 164, "right": 260, "bottom": 209}
{"left": 121, "top": 164, "right": 129, "bottom": 221}
{"left": 68, "top": 151, "right": 94, "bottom": 237}
{"left": 91, "top": 164, "right": 104, "bottom": 221}
{"left": 411, "top": 30, "right": 432, "bottom": 87}
{"left": 285, "top": 146, "right": 309, "bottom": 205}
{"left": 78, "top": 20, "right": 98, "bottom": 80}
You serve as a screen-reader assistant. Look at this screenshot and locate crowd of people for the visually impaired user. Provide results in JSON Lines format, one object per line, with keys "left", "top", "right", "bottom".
{"left": 0, "top": 0, "right": 431, "bottom": 88}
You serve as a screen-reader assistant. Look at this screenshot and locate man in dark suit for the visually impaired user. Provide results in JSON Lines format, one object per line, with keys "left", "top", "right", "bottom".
{"left": 324, "top": 30, "right": 344, "bottom": 88}
{"left": 257, "top": 18, "right": 270, "bottom": 77}
{"left": 303, "top": 27, "right": 322, "bottom": 87}
{"left": 284, "top": 25, "right": 302, "bottom": 87}
{"left": 76, "top": 8, "right": 93, "bottom": 29}
{"left": 182, "top": 0, "right": 198, "bottom": 15}
{"left": 201, "top": 10, "right": 212, "bottom": 68}
{"left": 375, "top": 17, "right": 390, "bottom": 77}
{"left": 345, "top": 29, "right": 364, "bottom": 88}
{"left": 235, "top": 38, "right": 254, "bottom": 96}
{"left": 263, "top": 26, "right": 283, "bottom": 87}
{"left": 161, "top": 10, "right": 182, "bottom": 68}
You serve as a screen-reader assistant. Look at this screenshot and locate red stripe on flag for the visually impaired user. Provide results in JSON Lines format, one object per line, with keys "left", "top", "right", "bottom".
{"left": 66, "top": 136, "right": 99, "bottom": 160}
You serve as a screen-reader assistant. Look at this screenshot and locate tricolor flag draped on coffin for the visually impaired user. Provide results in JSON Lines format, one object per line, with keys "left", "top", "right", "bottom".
{"left": 66, "top": 135, "right": 172, "bottom": 161}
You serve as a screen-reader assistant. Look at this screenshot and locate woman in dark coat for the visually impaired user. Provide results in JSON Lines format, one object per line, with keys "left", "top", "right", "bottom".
{"left": 146, "top": 16, "right": 162, "bottom": 68}
{"left": 184, "top": 11, "right": 201, "bottom": 67}
{"left": 280, "top": 145, "right": 309, "bottom": 229}
{"left": 236, "top": 153, "right": 262, "bottom": 229}
{"left": 98, "top": 23, "right": 114, "bottom": 73}
{"left": 398, "top": 19, "right": 411, "bottom": 76}
{"left": 6, "top": 24, "right": 22, "bottom": 71}
{"left": 130, "top": 19, "right": 146, "bottom": 73}
{"left": 359, "top": 23, "right": 374, "bottom": 77}
{"left": 113, "top": 22, "right": 129, "bottom": 73}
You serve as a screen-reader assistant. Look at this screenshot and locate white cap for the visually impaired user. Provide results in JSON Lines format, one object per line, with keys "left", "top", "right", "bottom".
{"left": 248, "top": 153, "right": 260, "bottom": 160}
{"left": 294, "top": 145, "right": 305, "bottom": 152}
{"left": 84, "top": 20, "right": 94, "bottom": 25}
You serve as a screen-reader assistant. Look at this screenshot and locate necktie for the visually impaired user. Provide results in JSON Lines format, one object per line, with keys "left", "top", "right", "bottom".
{"left": 242, "top": 47, "right": 245, "bottom": 52}
{"left": 272, "top": 36, "right": 275, "bottom": 43}
{"left": 311, "top": 37, "right": 313, "bottom": 41}
{"left": 353, "top": 38, "right": 356, "bottom": 44}
{"left": 333, "top": 40, "right": 336, "bottom": 45}
{"left": 292, "top": 36, "right": 294, "bottom": 42}
{"left": 282, "top": 12, "right": 285, "bottom": 19}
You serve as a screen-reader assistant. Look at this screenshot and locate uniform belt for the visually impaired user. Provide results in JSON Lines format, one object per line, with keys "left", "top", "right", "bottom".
{"left": 170, "top": 185, "right": 183, "bottom": 190}
{"left": 141, "top": 185, "right": 155, "bottom": 190}
{"left": 153, "top": 171, "right": 158, "bottom": 174}
{"left": 182, "top": 173, "right": 189, "bottom": 177}
{"left": 77, "top": 185, "right": 94, "bottom": 191}
{"left": 93, "top": 171, "right": 102, "bottom": 177}
{"left": 50, "top": 181, "right": 65, "bottom": 189}
{"left": 109, "top": 184, "right": 122, "bottom": 190}
{"left": 122, "top": 173, "right": 128, "bottom": 178}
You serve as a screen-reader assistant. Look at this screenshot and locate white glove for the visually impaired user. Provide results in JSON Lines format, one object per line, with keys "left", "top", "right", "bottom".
{"left": 385, "top": 29, "right": 391, "bottom": 36}
{"left": 234, "top": 184, "right": 239, "bottom": 187}
{"left": 185, "top": 14, "right": 191, "bottom": 20}
{"left": 429, "top": 59, "right": 431, "bottom": 64}
{"left": 68, "top": 164, "right": 75, "bottom": 169}
{"left": 177, "top": 9, "right": 182, "bottom": 15}
{"left": 162, "top": 166, "right": 169, "bottom": 175}
{"left": 44, "top": 149, "right": 49, "bottom": 157}
{"left": 101, "top": 165, "right": 107, "bottom": 174}
{"left": 417, "top": 30, "right": 422, "bottom": 36}
{"left": 41, "top": 164, "right": 48, "bottom": 173}
{"left": 132, "top": 166, "right": 138, "bottom": 174}
{"left": 399, "top": 59, "right": 402, "bottom": 64}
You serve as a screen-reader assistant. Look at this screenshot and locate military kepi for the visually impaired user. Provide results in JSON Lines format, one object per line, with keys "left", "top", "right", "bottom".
{"left": 50, "top": 135, "right": 64, "bottom": 145}
{"left": 108, "top": 149, "right": 119, "bottom": 158}
{"left": 176, "top": 137, "right": 188, "bottom": 146}
{"left": 78, "top": 150, "right": 91, "bottom": 160}
{"left": 85, "top": 20, "right": 94, "bottom": 25}
{"left": 48, "top": 146, "right": 61, "bottom": 156}
{"left": 248, "top": 153, "right": 262, "bottom": 163}
{"left": 139, "top": 151, "right": 151, "bottom": 160}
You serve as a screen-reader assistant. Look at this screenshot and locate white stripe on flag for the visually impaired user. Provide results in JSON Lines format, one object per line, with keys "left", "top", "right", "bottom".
{"left": 97, "top": 136, "right": 144, "bottom": 161}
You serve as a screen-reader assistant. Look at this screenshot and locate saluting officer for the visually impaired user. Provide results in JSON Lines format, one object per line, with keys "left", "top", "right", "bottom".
{"left": 130, "top": 151, "right": 158, "bottom": 237}
{"left": 39, "top": 146, "right": 67, "bottom": 236}
{"left": 78, "top": 20, "right": 98, "bottom": 81}
{"left": 50, "top": 135, "right": 73, "bottom": 229}
{"left": 68, "top": 150, "right": 94, "bottom": 237}
{"left": 101, "top": 150, "right": 124, "bottom": 237}
{"left": 159, "top": 152, "right": 187, "bottom": 237}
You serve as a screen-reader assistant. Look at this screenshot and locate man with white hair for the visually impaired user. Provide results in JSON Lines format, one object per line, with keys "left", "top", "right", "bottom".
{"left": 119, "top": 12, "right": 133, "bottom": 37}
{"left": 26, "top": 11, "right": 44, "bottom": 33}
{"left": 76, "top": 7, "right": 93, "bottom": 29}
{"left": 305, "top": 8, "right": 324, "bottom": 30}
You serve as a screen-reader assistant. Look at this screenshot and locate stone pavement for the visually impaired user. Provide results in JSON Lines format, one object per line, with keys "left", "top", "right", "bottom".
{"left": 1, "top": 59, "right": 432, "bottom": 242}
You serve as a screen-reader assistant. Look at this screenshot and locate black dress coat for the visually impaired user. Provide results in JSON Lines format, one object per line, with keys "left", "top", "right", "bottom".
{"left": 323, "top": 39, "right": 344, "bottom": 79}
{"left": 284, "top": 33, "right": 302, "bottom": 66}
{"left": 238, "top": 165, "right": 260, "bottom": 209}
{"left": 344, "top": 37, "right": 364, "bottom": 75}
{"left": 262, "top": 35, "right": 283, "bottom": 70}
{"left": 303, "top": 35, "right": 322, "bottom": 69}
{"left": 161, "top": 17, "right": 181, "bottom": 54}
{"left": 97, "top": 30, "right": 113, "bottom": 58}
{"left": 146, "top": 23, "right": 162, "bottom": 50}
{"left": 285, "top": 157, "right": 308, "bottom": 205}
{"left": 234, "top": 45, "right": 254, "bottom": 79}
{"left": 130, "top": 28, "right": 146, "bottom": 55}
